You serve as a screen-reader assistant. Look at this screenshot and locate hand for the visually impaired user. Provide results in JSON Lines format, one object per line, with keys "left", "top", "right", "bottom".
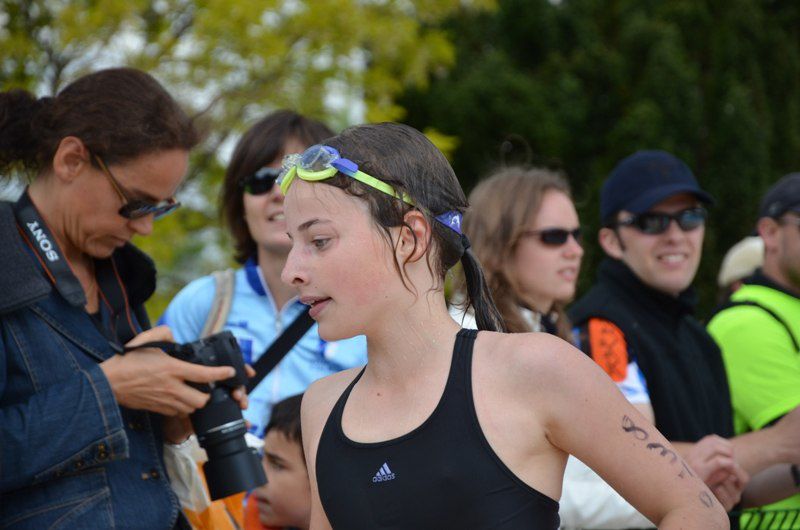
{"left": 100, "top": 326, "right": 236, "bottom": 416}
{"left": 711, "top": 473, "right": 746, "bottom": 511}
{"left": 162, "top": 363, "right": 257, "bottom": 444}
{"left": 685, "top": 435, "right": 746, "bottom": 487}
{"left": 229, "top": 364, "right": 257, "bottom": 412}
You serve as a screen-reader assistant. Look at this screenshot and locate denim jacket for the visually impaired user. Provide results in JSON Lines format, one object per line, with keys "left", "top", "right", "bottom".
{"left": 0, "top": 201, "right": 182, "bottom": 529}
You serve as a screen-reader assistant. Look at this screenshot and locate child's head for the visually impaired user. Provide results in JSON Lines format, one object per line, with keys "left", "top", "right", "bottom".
{"left": 252, "top": 394, "right": 309, "bottom": 530}
{"left": 280, "top": 122, "right": 504, "bottom": 335}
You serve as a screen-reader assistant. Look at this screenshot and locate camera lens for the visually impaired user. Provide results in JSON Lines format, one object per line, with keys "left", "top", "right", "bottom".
{"left": 191, "top": 387, "right": 266, "bottom": 500}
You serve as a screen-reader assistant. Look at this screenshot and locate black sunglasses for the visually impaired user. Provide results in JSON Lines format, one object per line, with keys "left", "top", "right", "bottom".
{"left": 94, "top": 156, "right": 180, "bottom": 220}
{"left": 520, "top": 227, "right": 582, "bottom": 247}
{"left": 613, "top": 207, "right": 708, "bottom": 235}
{"left": 241, "top": 167, "right": 282, "bottom": 195}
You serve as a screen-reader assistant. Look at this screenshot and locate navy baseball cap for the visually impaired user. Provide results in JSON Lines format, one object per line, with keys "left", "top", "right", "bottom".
{"left": 600, "top": 150, "right": 714, "bottom": 223}
{"left": 759, "top": 173, "right": 800, "bottom": 219}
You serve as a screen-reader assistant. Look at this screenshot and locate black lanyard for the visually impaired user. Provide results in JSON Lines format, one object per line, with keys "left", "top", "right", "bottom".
{"left": 13, "top": 191, "right": 140, "bottom": 347}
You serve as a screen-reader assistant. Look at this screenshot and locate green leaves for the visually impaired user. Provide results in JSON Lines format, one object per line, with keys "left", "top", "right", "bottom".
{"left": 400, "top": 0, "right": 800, "bottom": 315}
{"left": 1, "top": 0, "right": 492, "bottom": 316}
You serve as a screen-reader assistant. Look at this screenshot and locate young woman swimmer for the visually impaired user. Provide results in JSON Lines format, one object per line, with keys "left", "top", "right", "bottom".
{"left": 278, "top": 123, "right": 729, "bottom": 529}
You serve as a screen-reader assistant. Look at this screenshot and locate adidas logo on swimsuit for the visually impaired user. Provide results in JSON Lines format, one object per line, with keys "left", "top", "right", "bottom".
{"left": 372, "top": 463, "right": 396, "bottom": 483}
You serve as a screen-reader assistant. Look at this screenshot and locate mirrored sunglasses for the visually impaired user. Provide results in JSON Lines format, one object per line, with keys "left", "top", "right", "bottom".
{"left": 520, "top": 227, "right": 582, "bottom": 247}
{"left": 120, "top": 199, "right": 180, "bottom": 220}
{"left": 94, "top": 155, "right": 180, "bottom": 220}
{"left": 241, "top": 167, "right": 282, "bottom": 195}
{"left": 615, "top": 207, "right": 707, "bottom": 235}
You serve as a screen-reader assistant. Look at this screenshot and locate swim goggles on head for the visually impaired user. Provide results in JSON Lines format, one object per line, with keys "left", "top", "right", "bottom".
{"left": 278, "top": 144, "right": 466, "bottom": 240}
{"left": 278, "top": 145, "right": 415, "bottom": 206}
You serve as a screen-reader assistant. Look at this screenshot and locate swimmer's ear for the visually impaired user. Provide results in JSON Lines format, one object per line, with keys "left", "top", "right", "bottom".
{"left": 397, "top": 210, "right": 432, "bottom": 263}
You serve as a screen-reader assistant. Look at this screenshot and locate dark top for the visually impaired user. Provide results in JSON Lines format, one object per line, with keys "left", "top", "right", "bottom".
{"left": 315, "top": 329, "right": 560, "bottom": 530}
{"left": 569, "top": 258, "right": 733, "bottom": 442}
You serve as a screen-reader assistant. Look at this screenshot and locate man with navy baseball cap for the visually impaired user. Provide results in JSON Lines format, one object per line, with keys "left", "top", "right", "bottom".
{"left": 569, "top": 150, "right": 800, "bottom": 515}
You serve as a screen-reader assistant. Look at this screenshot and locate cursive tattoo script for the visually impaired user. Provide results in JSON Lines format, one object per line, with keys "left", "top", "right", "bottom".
{"left": 699, "top": 491, "right": 714, "bottom": 508}
{"left": 621, "top": 415, "right": 649, "bottom": 441}
{"left": 646, "top": 443, "right": 678, "bottom": 464}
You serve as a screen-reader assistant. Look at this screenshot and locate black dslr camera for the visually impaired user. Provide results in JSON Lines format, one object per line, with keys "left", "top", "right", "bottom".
{"left": 168, "top": 331, "right": 266, "bottom": 499}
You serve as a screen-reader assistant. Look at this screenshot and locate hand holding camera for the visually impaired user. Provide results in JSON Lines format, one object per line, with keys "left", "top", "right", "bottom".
{"left": 102, "top": 326, "right": 266, "bottom": 499}
{"left": 101, "top": 326, "right": 237, "bottom": 416}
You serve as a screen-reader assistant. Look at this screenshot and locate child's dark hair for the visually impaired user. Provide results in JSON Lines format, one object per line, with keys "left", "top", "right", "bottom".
{"left": 221, "top": 110, "right": 334, "bottom": 263}
{"left": 0, "top": 67, "right": 198, "bottom": 175}
{"left": 265, "top": 393, "right": 304, "bottom": 459}
{"left": 320, "top": 122, "right": 505, "bottom": 332}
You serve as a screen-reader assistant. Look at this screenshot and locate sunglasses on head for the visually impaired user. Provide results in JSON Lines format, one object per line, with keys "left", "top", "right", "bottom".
{"left": 613, "top": 207, "right": 708, "bottom": 235}
{"left": 94, "top": 155, "right": 180, "bottom": 220}
{"left": 520, "top": 227, "right": 582, "bottom": 246}
{"left": 241, "top": 167, "right": 282, "bottom": 195}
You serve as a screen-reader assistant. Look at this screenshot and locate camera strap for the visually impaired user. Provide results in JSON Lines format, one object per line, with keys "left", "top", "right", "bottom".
{"left": 13, "top": 190, "right": 140, "bottom": 347}
{"left": 246, "top": 307, "right": 314, "bottom": 392}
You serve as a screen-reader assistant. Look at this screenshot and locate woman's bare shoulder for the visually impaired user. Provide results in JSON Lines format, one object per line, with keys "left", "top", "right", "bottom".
{"left": 474, "top": 330, "right": 600, "bottom": 398}
{"left": 477, "top": 330, "right": 584, "bottom": 371}
{"left": 301, "top": 366, "right": 364, "bottom": 430}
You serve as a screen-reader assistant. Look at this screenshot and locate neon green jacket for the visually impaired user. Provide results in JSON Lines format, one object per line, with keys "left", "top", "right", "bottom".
{"left": 708, "top": 271, "right": 800, "bottom": 518}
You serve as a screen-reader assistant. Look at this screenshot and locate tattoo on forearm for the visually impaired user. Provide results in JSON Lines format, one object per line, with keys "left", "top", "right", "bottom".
{"left": 621, "top": 416, "right": 699, "bottom": 484}
{"left": 699, "top": 491, "right": 714, "bottom": 508}
{"left": 678, "top": 461, "right": 696, "bottom": 479}
{"left": 622, "top": 415, "right": 649, "bottom": 440}
{"left": 646, "top": 443, "right": 678, "bottom": 464}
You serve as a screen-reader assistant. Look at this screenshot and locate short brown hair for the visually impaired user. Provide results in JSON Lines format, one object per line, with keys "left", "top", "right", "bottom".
{"left": 221, "top": 110, "right": 333, "bottom": 263}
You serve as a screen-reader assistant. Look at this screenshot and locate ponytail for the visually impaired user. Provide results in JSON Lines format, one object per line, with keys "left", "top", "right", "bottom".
{"left": 460, "top": 247, "right": 506, "bottom": 332}
{"left": 1, "top": 68, "right": 198, "bottom": 179}
{"left": 0, "top": 89, "right": 50, "bottom": 175}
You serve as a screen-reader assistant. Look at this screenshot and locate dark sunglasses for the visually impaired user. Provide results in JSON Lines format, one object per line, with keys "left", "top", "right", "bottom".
{"left": 241, "top": 167, "right": 282, "bottom": 195}
{"left": 613, "top": 207, "right": 708, "bottom": 235}
{"left": 94, "top": 156, "right": 180, "bottom": 220}
{"left": 520, "top": 227, "right": 582, "bottom": 246}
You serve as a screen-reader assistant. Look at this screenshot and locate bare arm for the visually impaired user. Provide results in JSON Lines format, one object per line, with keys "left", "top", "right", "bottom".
{"left": 531, "top": 336, "right": 729, "bottom": 528}
{"left": 731, "top": 406, "right": 800, "bottom": 476}
{"left": 741, "top": 464, "right": 800, "bottom": 508}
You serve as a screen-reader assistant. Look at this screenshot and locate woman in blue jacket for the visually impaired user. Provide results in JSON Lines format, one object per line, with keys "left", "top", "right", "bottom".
{"left": 0, "top": 68, "right": 238, "bottom": 529}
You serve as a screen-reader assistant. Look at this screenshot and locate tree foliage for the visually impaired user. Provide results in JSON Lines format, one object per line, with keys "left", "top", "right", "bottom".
{"left": 0, "top": 0, "right": 493, "bottom": 317}
{"left": 400, "top": 0, "right": 800, "bottom": 315}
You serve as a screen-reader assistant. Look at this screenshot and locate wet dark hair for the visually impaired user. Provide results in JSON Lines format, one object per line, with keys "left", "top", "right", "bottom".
{"left": 0, "top": 67, "right": 199, "bottom": 175}
{"left": 265, "top": 393, "right": 304, "bottom": 463}
{"left": 315, "top": 122, "right": 504, "bottom": 332}
{"left": 221, "top": 110, "right": 334, "bottom": 263}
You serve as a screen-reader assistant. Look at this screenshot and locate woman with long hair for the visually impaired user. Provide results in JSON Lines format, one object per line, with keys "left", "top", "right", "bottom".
{"left": 277, "top": 122, "right": 728, "bottom": 529}
{"left": 455, "top": 166, "right": 656, "bottom": 528}
{"left": 453, "top": 166, "right": 581, "bottom": 342}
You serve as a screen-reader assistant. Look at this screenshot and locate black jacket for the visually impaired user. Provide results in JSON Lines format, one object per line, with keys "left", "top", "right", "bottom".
{"left": 569, "top": 258, "right": 733, "bottom": 442}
